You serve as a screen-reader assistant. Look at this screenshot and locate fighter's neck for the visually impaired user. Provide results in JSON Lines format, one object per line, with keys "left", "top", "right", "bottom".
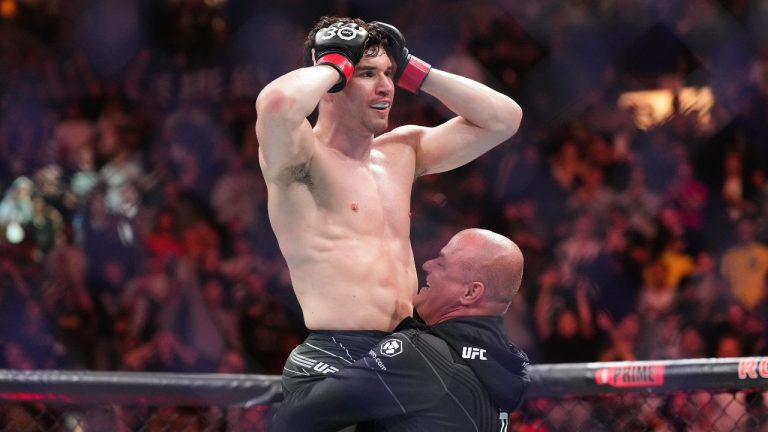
{"left": 314, "top": 120, "right": 374, "bottom": 160}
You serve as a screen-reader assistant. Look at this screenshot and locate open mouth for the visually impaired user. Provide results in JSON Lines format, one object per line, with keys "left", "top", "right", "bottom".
{"left": 417, "top": 281, "right": 430, "bottom": 294}
{"left": 370, "top": 102, "right": 390, "bottom": 111}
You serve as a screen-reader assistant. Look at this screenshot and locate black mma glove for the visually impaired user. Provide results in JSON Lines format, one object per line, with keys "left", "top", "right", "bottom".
{"left": 370, "top": 21, "right": 431, "bottom": 93}
{"left": 314, "top": 22, "right": 369, "bottom": 93}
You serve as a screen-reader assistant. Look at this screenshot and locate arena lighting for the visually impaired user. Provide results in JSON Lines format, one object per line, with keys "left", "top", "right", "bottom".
{"left": 0, "top": 0, "right": 16, "bottom": 19}
{"left": 618, "top": 86, "right": 714, "bottom": 130}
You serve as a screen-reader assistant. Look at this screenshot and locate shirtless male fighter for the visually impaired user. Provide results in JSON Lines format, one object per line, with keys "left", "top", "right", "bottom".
{"left": 255, "top": 17, "right": 522, "bottom": 400}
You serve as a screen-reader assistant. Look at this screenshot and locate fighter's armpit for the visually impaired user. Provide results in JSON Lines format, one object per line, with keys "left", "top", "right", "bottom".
{"left": 280, "top": 161, "right": 313, "bottom": 187}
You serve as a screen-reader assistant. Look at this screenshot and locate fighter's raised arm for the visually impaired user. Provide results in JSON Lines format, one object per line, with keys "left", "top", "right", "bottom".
{"left": 415, "top": 68, "right": 523, "bottom": 175}
{"left": 255, "top": 22, "right": 369, "bottom": 182}
{"left": 373, "top": 22, "right": 523, "bottom": 176}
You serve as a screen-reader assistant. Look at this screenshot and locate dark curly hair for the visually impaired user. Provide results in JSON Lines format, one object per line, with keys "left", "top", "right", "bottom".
{"left": 302, "top": 16, "right": 389, "bottom": 67}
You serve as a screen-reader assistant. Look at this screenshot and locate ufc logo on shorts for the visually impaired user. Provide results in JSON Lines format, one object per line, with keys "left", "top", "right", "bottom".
{"left": 462, "top": 347, "right": 487, "bottom": 361}
{"left": 313, "top": 362, "right": 340, "bottom": 374}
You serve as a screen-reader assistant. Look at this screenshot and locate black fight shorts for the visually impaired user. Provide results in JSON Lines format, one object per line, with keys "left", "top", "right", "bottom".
{"left": 282, "top": 330, "right": 387, "bottom": 400}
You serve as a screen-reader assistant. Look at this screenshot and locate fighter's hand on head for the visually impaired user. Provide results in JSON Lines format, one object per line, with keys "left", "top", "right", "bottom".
{"left": 314, "top": 22, "right": 369, "bottom": 93}
{"left": 370, "top": 21, "right": 431, "bottom": 94}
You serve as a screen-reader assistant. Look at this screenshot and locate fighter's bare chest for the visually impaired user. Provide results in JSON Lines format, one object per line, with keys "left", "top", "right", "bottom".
{"left": 305, "top": 153, "right": 413, "bottom": 225}
{"left": 320, "top": 163, "right": 408, "bottom": 205}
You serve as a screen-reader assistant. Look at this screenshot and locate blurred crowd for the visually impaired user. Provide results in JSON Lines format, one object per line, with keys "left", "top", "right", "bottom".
{"left": 1, "top": 0, "right": 768, "bottom": 384}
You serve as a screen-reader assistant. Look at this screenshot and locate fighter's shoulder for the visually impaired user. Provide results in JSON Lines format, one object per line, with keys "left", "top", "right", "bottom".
{"left": 375, "top": 125, "right": 428, "bottom": 148}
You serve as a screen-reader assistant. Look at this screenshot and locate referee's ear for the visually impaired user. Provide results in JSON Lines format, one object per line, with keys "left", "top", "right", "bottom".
{"left": 460, "top": 281, "right": 484, "bottom": 306}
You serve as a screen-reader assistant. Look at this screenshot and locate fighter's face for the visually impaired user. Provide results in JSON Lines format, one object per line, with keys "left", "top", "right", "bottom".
{"left": 339, "top": 51, "right": 395, "bottom": 134}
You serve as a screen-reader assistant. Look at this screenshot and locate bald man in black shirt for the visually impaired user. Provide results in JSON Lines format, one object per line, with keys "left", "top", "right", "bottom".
{"left": 273, "top": 229, "right": 530, "bottom": 431}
